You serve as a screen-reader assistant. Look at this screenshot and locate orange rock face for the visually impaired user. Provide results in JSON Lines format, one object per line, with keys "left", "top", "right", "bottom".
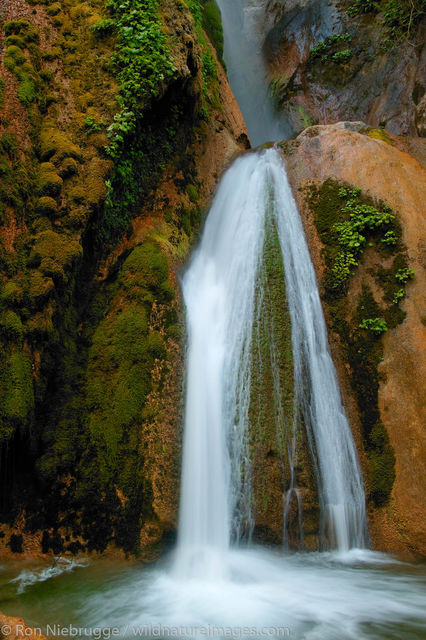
{"left": 0, "top": 612, "right": 46, "bottom": 640}
{"left": 284, "top": 123, "right": 426, "bottom": 556}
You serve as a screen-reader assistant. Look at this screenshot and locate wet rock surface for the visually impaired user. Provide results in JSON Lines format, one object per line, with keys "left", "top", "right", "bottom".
{"left": 262, "top": 0, "right": 425, "bottom": 137}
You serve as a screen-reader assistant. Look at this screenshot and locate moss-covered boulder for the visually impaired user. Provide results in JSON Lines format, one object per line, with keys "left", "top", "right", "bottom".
{"left": 38, "top": 163, "right": 63, "bottom": 198}
{"left": 35, "top": 196, "right": 58, "bottom": 217}
{"left": 30, "top": 231, "right": 82, "bottom": 282}
{"left": 40, "top": 124, "right": 82, "bottom": 164}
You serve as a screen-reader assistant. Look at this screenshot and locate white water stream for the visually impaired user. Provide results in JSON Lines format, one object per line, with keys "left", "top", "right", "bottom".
{"left": 177, "top": 148, "right": 367, "bottom": 578}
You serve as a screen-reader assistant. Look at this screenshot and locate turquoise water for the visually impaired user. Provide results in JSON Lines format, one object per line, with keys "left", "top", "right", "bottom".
{"left": 1, "top": 550, "right": 426, "bottom": 639}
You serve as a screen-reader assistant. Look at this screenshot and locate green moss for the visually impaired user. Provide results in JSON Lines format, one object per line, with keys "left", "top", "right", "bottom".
{"left": 5, "top": 35, "right": 26, "bottom": 49}
{"left": 40, "top": 124, "right": 83, "bottom": 163}
{"left": 87, "top": 305, "right": 151, "bottom": 469}
{"left": 186, "top": 183, "right": 199, "bottom": 203}
{"left": 1, "top": 279, "right": 23, "bottom": 306}
{"left": 0, "top": 131, "right": 35, "bottom": 222}
{"left": 91, "top": 18, "right": 116, "bottom": 38}
{"left": 201, "top": 0, "right": 225, "bottom": 66}
{"left": 306, "top": 180, "right": 409, "bottom": 506}
{"left": 4, "top": 20, "right": 39, "bottom": 44}
{"left": 368, "top": 128, "right": 393, "bottom": 145}
{"left": 4, "top": 45, "right": 27, "bottom": 70}
{"left": 42, "top": 47, "right": 62, "bottom": 61}
{"left": 0, "top": 351, "right": 34, "bottom": 428}
{"left": 30, "top": 231, "right": 82, "bottom": 281}
{"left": 17, "top": 75, "right": 38, "bottom": 106}
{"left": 38, "top": 163, "right": 63, "bottom": 198}
{"left": 249, "top": 211, "right": 295, "bottom": 535}
{"left": 0, "top": 311, "right": 24, "bottom": 343}
{"left": 367, "top": 422, "right": 396, "bottom": 506}
{"left": 58, "top": 157, "right": 79, "bottom": 179}
{"left": 35, "top": 196, "right": 59, "bottom": 217}
{"left": 47, "top": 3, "right": 62, "bottom": 16}
{"left": 28, "top": 271, "right": 55, "bottom": 304}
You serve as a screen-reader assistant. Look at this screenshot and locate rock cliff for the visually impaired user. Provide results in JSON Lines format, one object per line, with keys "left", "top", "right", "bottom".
{"left": 263, "top": 0, "right": 425, "bottom": 137}
{"left": 282, "top": 122, "right": 426, "bottom": 555}
{"left": 0, "top": 0, "right": 247, "bottom": 557}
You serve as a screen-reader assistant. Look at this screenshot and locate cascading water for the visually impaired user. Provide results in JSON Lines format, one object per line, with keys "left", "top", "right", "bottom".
{"left": 176, "top": 147, "right": 367, "bottom": 576}
{"left": 270, "top": 155, "right": 368, "bottom": 550}
{"left": 176, "top": 153, "right": 266, "bottom": 575}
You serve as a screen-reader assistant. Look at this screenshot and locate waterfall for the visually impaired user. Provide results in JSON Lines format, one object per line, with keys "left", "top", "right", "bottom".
{"left": 176, "top": 152, "right": 266, "bottom": 576}
{"left": 270, "top": 154, "right": 368, "bottom": 550}
{"left": 176, "top": 148, "right": 367, "bottom": 576}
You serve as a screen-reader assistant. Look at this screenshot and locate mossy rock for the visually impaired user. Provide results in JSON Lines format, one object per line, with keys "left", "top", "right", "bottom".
{"left": 69, "top": 186, "right": 86, "bottom": 204}
{"left": 47, "top": 3, "right": 61, "bottom": 16}
{"left": 28, "top": 270, "right": 55, "bottom": 304}
{"left": 61, "top": 18, "right": 74, "bottom": 37}
{"left": 58, "top": 157, "right": 79, "bottom": 179}
{"left": 87, "top": 132, "right": 108, "bottom": 150}
{"left": 186, "top": 183, "right": 198, "bottom": 203}
{"left": 87, "top": 13, "right": 103, "bottom": 28}
{"left": 78, "top": 92, "right": 95, "bottom": 110}
{"left": 4, "top": 20, "right": 39, "bottom": 44}
{"left": 4, "top": 45, "right": 27, "bottom": 70}
{"left": 65, "top": 54, "right": 78, "bottom": 66}
{"left": 27, "top": 307, "right": 54, "bottom": 338}
{"left": 5, "top": 36, "right": 26, "bottom": 49}
{"left": 38, "top": 163, "right": 63, "bottom": 198}
{"left": 87, "top": 305, "right": 151, "bottom": 467}
{"left": 31, "top": 216, "right": 53, "bottom": 233}
{"left": 1, "top": 278, "right": 25, "bottom": 306}
{"left": 66, "top": 207, "right": 87, "bottom": 229}
{"left": 367, "top": 128, "right": 393, "bottom": 146}
{"left": 84, "top": 157, "right": 109, "bottom": 205}
{"left": 36, "top": 196, "right": 59, "bottom": 217}
{"left": 2, "top": 351, "right": 34, "bottom": 424}
{"left": 17, "top": 75, "right": 38, "bottom": 106}
{"left": 70, "top": 3, "right": 93, "bottom": 19}
{"left": 42, "top": 47, "right": 62, "bottom": 62}
{"left": 31, "top": 231, "right": 82, "bottom": 281}
{"left": 52, "top": 16, "right": 64, "bottom": 28}
{"left": 121, "top": 242, "right": 170, "bottom": 293}
{"left": 40, "top": 124, "right": 83, "bottom": 164}
{"left": 0, "top": 310, "right": 24, "bottom": 342}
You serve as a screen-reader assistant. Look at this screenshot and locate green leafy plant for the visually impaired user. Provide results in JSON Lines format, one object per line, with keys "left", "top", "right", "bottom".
{"left": 347, "top": 0, "right": 425, "bottom": 43}
{"left": 392, "top": 288, "right": 405, "bottom": 304}
{"left": 332, "top": 49, "right": 353, "bottom": 64}
{"left": 309, "top": 33, "right": 353, "bottom": 65}
{"left": 381, "top": 230, "right": 398, "bottom": 246}
{"left": 359, "top": 317, "right": 388, "bottom": 334}
{"left": 347, "top": 0, "right": 379, "bottom": 16}
{"left": 84, "top": 116, "right": 106, "bottom": 134}
{"left": 306, "top": 179, "right": 413, "bottom": 506}
{"left": 395, "top": 267, "right": 415, "bottom": 284}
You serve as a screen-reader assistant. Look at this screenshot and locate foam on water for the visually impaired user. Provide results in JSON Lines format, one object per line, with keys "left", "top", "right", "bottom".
{"left": 10, "top": 557, "right": 88, "bottom": 594}
{"left": 74, "top": 548, "right": 426, "bottom": 640}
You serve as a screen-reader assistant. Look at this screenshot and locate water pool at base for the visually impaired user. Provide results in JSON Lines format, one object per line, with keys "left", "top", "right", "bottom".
{"left": 1, "top": 549, "right": 426, "bottom": 640}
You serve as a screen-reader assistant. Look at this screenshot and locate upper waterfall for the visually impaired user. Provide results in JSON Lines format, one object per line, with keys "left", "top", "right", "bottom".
{"left": 215, "top": 0, "right": 292, "bottom": 145}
